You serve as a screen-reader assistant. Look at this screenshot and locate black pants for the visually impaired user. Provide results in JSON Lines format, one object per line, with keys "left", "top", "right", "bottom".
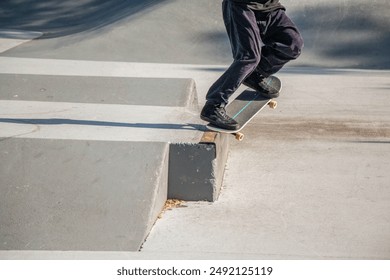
{"left": 206, "top": 0, "right": 304, "bottom": 106}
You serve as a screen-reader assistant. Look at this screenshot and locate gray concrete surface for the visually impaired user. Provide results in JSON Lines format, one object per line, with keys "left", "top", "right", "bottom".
{"left": 0, "top": 0, "right": 390, "bottom": 259}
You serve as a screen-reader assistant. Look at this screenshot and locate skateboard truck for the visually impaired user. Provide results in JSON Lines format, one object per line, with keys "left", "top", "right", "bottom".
{"left": 232, "top": 100, "right": 277, "bottom": 141}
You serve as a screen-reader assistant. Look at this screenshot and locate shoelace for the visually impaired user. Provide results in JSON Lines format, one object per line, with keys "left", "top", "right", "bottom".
{"left": 216, "top": 107, "right": 233, "bottom": 121}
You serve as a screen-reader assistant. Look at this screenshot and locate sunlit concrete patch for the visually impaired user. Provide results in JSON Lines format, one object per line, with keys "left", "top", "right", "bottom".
{"left": 0, "top": 100, "right": 202, "bottom": 143}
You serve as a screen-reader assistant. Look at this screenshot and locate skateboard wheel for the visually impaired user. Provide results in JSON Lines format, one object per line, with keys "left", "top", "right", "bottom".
{"left": 268, "top": 100, "right": 277, "bottom": 109}
{"left": 234, "top": 132, "right": 244, "bottom": 141}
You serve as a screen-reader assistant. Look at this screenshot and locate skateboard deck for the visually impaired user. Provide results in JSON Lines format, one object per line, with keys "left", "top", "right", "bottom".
{"left": 206, "top": 91, "right": 277, "bottom": 141}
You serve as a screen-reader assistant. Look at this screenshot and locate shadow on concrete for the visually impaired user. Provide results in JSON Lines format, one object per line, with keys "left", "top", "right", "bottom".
{"left": 0, "top": 0, "right": 169, "bottom": 39}
{"left": 0, "top": 118, "right": 203, "bottom": 131}
{"left": 280, "top": 67, "right": 390, "bottom": 76}
{"left": 291, "top": 3, "right": 390, "bottom": 69}
{"left": 347, "top": 141, "right": 390, "bottom": 144}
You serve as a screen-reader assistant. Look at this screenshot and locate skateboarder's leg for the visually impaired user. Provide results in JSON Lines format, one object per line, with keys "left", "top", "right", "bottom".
{"left": 201, "top": 1, "right": 264, "bottom": 130}
{"left": 242, "top": 9, "right": 302, "bottom": 98}
{"left": 254, "top": 9, "right": 303, "bottom": 77}
{"left": 205, "top": 0, "right": 262, "bottom": 106}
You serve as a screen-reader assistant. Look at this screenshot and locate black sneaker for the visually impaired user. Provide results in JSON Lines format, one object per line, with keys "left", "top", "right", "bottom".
{"left": 243, "top": 75, "right": 281, "bottom": 98}
{"left": 200, "top": 103, "right": 240, "bottom": 130}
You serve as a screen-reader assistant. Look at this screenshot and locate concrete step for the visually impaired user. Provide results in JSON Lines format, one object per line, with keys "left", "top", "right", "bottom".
{"left": 0, "top": 75, "right": 229, "bottom": 251}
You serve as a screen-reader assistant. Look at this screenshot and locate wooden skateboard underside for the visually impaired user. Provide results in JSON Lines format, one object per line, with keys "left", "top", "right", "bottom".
{"left": 206, "top": 90, "right": 277, "bottom": 141}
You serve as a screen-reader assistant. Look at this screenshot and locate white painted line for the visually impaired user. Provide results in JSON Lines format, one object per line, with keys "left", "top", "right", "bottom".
{"left": 0, "top": 30, "right": 43, "bottom": 53}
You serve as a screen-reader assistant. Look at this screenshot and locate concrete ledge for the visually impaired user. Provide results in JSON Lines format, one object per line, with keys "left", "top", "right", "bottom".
{"left": 0, "top": 138, "right": 169, "bottom": 251}
{"left": 168, "top": 132, "right": 230, "bottom": 202}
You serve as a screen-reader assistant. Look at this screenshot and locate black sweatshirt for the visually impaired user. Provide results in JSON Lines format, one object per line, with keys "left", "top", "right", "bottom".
{"left": 231, "top": 0, "right": 284, "bottom": 11}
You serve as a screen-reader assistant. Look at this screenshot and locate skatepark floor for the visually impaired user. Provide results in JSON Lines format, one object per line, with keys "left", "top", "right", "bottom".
{"left": 1, "top": 0, "right": 390, "bottom": 260}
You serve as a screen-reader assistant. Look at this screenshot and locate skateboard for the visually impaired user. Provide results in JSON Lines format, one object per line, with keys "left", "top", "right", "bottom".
{"left": 206, "top": 77, "right": 281, "bottom": 141}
